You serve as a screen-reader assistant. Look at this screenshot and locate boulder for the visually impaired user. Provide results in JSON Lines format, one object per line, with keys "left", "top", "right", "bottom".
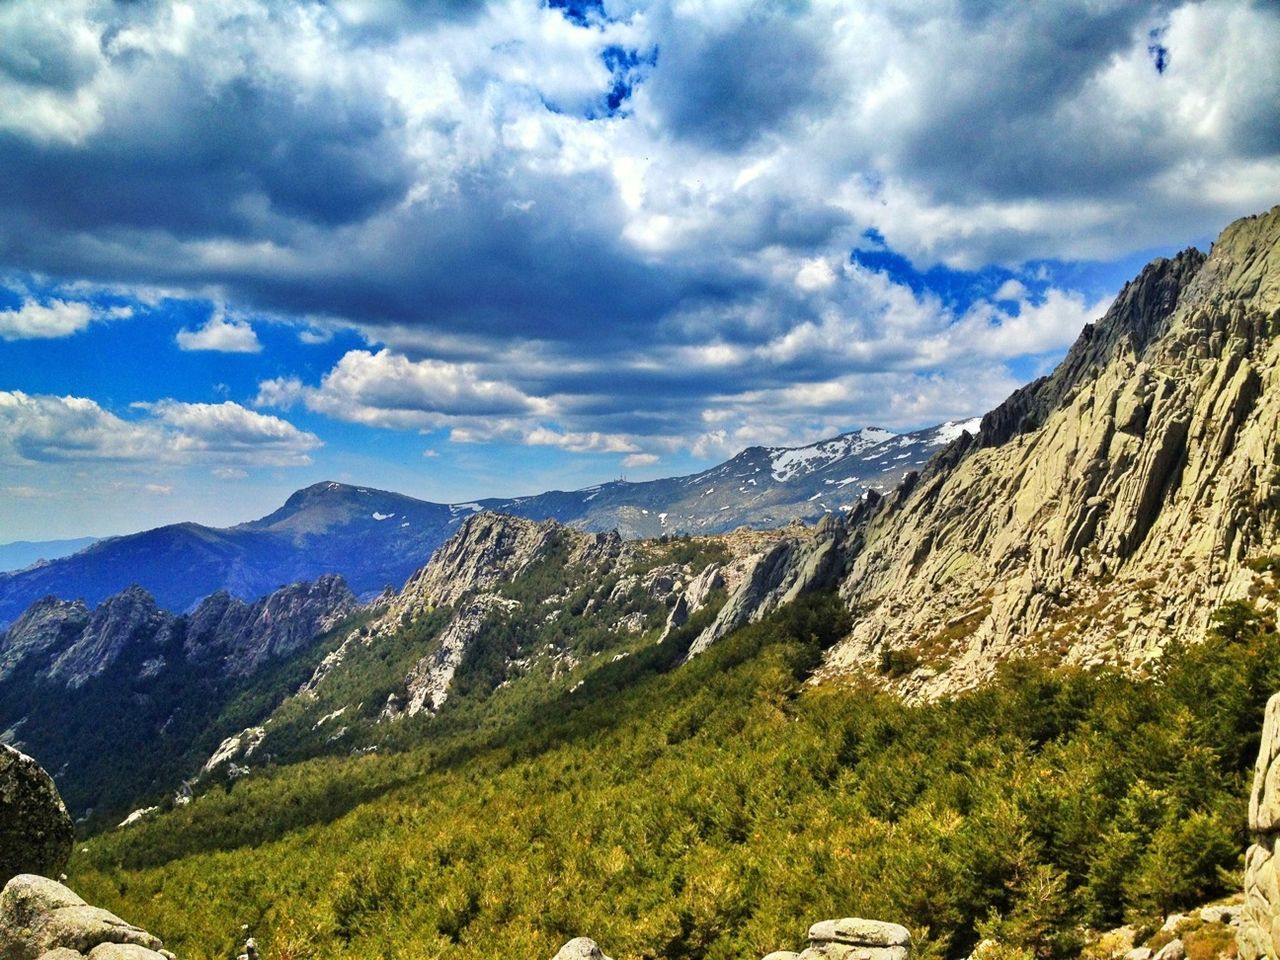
{"left": 1153, "top": 939, "right": 1185, "bottom": 960}
{"left": 86, "top": 946, "right": 170, "bottom": 960}
{"left": 553, "top": 937, "right": 613, "bottom": 960}
{"left": 0, "top": 875, "right": 163, "bottom": 960}
{"left": 762, "top": 954, "right": 802, "bottom": 960}
{"left": 788, "top": 918, "right": 912, "bottom": 960}
{"left": 1241, "top": 693, "right": 1280, "bottom": 960}
{"left": 0, "top": 745, "right": 75, "bottom": 882}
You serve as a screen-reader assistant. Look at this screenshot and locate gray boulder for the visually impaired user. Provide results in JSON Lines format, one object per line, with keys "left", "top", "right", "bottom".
{"left": 0, "top": 875, "right": 163, "bottom": 960}
{"left": 800, "top": 918, "right": 913, "bottom": 960}
{"left": 0, "top": 745, "right": 74, "bottom": 882}
{"left": 553, "top": 937, "right": 614, "bottom": 960}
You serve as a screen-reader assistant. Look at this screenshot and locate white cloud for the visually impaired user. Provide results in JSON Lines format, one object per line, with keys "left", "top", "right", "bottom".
{"left": 256, "top": 349, "right": 543, "bottom": 429}
{"left": 0, "top": 391, "right": 319, "bottom": 466}
{"left": 622, "top": 452, "right": 658, "bottom": 468}
{"left": 176, "top": 309, "right": 262, "bottom": 353}
{"left": 212, "top": 467, "right": 247, "bottom": 479}
{"left": 0, "top": 297, "right": 130, "bottom": 340}
{"left": 144, "top": 483, "right": 173, "bottom": 495}
{"left": 526, "top": 427, "right": 639, "bottom": 454}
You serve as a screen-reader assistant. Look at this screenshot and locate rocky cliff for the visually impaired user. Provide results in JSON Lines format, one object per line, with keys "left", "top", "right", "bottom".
{"left": 821, "top": 206, "right": 1280, "bottom": 695}
{"left": 1242, "top": 692, "right": 1280, "bottom": 960}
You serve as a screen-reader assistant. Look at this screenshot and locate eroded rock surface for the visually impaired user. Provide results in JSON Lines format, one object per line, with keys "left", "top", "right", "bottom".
{"left": 0, "top": 875, "right": 166, "bottom": 960}
{"left": 824, "top": 205, "right": 1280, "bottom": 697}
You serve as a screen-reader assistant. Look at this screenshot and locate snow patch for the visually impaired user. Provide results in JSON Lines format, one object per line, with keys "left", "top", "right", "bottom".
{"left": 372, "top": 511, "right": 394, "bottom": 521}
{"left": 929, "top": 417, "right": 983, "bottom": 445}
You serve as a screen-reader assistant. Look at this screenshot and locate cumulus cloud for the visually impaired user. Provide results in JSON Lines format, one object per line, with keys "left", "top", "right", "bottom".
{"left": 0, "top": 391, "right": 320, "bottom": 466}
{"left": 256, "top": 349, "right": 544, "bottom": 430}
{"left": 1, "top": 0, "right": 1276, "bottom": 467}
{"left": 0, "top": 296, "right": 130, "bottom": 340}
{"left": 176, "top": 309, "right": 262, "bottom": 353}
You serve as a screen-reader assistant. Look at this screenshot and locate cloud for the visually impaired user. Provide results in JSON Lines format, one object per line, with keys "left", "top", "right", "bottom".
{"left": 0, "top": 296, "right": 130, "bottom": 340}
{"left": 256, "top": 349, "right": 544, "bottom": 429}
{"left": 176, "top": 309, "right": 262, "bottom": 353}
{"left": 0, "top": 0, "right": 1276, "bottom": 475}
{"left": 622, "top": 452, "right": 658, "bottom": 468}
{"left": 0, "top": 391, "right": 320, "bottom": 466}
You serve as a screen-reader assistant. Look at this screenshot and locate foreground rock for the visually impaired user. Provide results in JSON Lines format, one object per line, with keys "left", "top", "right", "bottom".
{"left": 1240, "top": 692, "right": 1280, "bottom": 960}
{"left": 795, "top": 918, "right": 913, "bottom": 960}
{"left": 552, "top": 938, "right": 613, "bottom": 960}
{"left": 0, "top": 875, "right": 169, "bottom": 960}
{"left": 0, "top": 745, "right": 74, "bottom": 882}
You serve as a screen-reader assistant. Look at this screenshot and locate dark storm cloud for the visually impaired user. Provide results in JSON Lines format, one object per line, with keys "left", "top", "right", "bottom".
{"left": 644, "top": 4, "right": 829, "bottom": 152}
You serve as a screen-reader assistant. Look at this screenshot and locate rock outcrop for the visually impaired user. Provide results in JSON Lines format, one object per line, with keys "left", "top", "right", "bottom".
{"left": 0, "top": 874, "right": 170, "bottom": 960}
{"left": 552, "top": 937, "right": 614, "bottom": 960}
{"left": 764, "top": 917, "right": 914, "bottom": 960}
{"left": 1241, "top": 692, "right": 1280, "bottom": 960}
{"left": 182, "top": 574, "right": 356, "bottom": 675}
{"left": 822, "top": 205, "right": 1280, "bottom": 696}
{"left": 0, "top": 745, "right": 74, "bottom": 882}
{"left": 0, "top": 577, "right": 355, "bottom": 691}
{"left": 688, "top": 515, "right": 846, "bottom": 656}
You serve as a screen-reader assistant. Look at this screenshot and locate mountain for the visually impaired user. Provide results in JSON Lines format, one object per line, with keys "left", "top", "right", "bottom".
{"left": 479, "top": 420, "right": 980, "bottom": 538}
{"left": 0, "top": 576, "right": 355, "bottom": 817}
{"left": 0, "top": 538, "right": 99, "bottom": 573}
{"left": 819, "top": 204, "right": 1280, "bottom": 695}
{"left": 0, "top": 421, "right": 975, "bottom": 627}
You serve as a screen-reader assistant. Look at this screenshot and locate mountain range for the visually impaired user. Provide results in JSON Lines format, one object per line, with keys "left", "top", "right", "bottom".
{"left": 0, "top": 419, "right": 977, "bottom": 626}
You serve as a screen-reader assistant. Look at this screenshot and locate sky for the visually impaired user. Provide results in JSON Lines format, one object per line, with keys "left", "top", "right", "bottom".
{"left": 0, "top": 0, "right": 1278, "bottom": 541}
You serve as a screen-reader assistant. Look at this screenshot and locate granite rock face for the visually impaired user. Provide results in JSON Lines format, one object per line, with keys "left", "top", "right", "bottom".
{"left": 1240, "top": 692, "right": 1280, "bottom": 960}
{"left": 822, "top": 206, "right": 1280, "bottom": 697}
{"left": 0, "top": 745, "right": 73, "bottom": 882}
{"left": 0, "top": 875, "right": 167, "bottom": 960}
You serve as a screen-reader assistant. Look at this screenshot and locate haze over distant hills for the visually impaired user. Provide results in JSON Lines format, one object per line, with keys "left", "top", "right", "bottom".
{"left": 0, "top": 419, "right": 978, "bottom": 626}
{"left": 0, "top": 539, "right": 99, "bottom": 574}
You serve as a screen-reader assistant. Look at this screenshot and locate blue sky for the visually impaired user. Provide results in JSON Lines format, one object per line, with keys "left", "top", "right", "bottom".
{"left": 0, "top": 0, "right": 1278, "bottom": 540}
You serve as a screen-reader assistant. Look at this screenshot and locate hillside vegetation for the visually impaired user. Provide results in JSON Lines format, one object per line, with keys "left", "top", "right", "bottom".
{"left": 69, "top": 585, "right": 1280, "bottom": 960}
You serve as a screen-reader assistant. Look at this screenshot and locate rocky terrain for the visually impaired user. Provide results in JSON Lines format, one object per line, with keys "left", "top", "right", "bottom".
{"left": 819, "top": 205, "right": 1280, "bottom": 696}
{"left": 0, "top": 421, "right": 969, "bottom": 627}
{"left": 0, "top": 576, "right": 355, "bottom": 819}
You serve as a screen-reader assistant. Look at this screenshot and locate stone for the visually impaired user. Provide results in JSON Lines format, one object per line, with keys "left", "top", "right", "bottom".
{"left": 1160, "top": 915, "right": 1189, "bottom": 934}
{"left": 0, "top": 745, "right": 75, "bottom": 882}
{"left": 1201, "top": 905, "right": 1239, "bottom": 925}
{"left": 0, "top": 875, "right": 163, "bottom": 960}
{"left": 808, "top": 919, "right": 912, "bottom": 948}
{"left": 1124, "top": 948, "right": 1153, "bottom": 960}
{"left": 87, "top": 947, "right": 169, "bottom": 960}
{"left": 1242, "top": 693, "right": 1280, "bottom": 960}
{"left": 1153, "top": 939, "right": 1185, "bottom": 960}
{"left": 553, "top": 938, "right": 613, "bottom": 960}
{"left": 762, "top": 953, "right": 802, "bottom": 960}
{"left": 36, "top": 950, "right": 86, "bottom": 960}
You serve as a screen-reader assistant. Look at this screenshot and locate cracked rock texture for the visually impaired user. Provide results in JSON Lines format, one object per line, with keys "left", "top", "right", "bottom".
{"left": 823, "top": 206, "right": 1280, "bottom": 697}
{"left": 0, "top": 875, "right": 168, "bottom": 960}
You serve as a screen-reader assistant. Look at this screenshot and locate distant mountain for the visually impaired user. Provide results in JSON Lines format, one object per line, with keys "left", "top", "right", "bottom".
{"left": 0, "top": 420, "right": 979, "bottom": 626}
{"left": 0, "top": 538, "right": 99, "bottom": 573}
{"left": 485, "top": 420, "right": 982, "bottom": 538}
{"left": 0, "top": 491, "right": 457, "bottom": 626}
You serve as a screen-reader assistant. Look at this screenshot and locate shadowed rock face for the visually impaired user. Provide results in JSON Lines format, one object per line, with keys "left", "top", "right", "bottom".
{"left": 0, "top": 745, "right": 73, "bottom": 882}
